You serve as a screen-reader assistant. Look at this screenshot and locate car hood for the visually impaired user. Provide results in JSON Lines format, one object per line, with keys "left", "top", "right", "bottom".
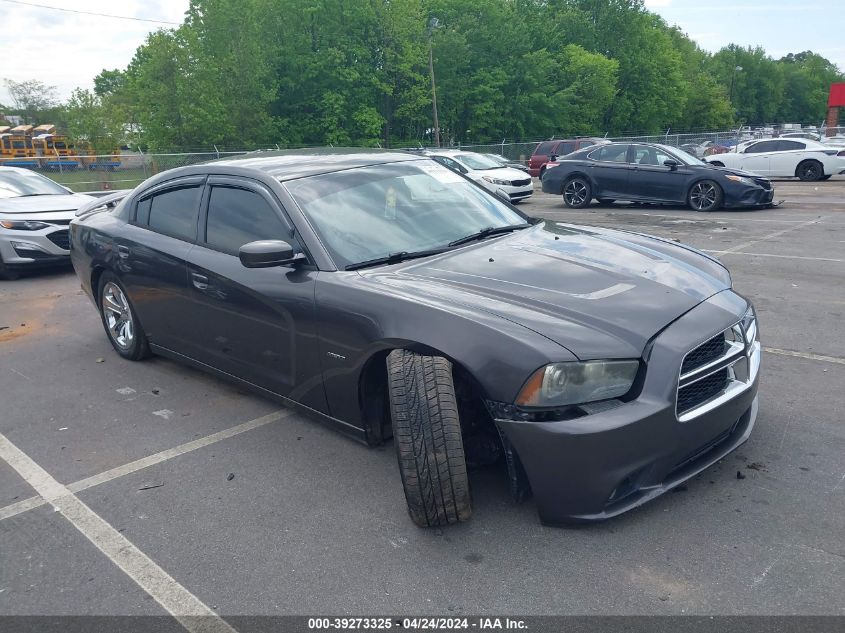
{"left": 473, "top": 166, "right": 531, "bottom": 180}
{"left": 0, "top": 194, "right": 95, "bottom": 215}
{"left": 704, "top": 164, "right": 768, "bottom": 179}
{"left": 359, "top": 222, "right": 732, "bottom": 360}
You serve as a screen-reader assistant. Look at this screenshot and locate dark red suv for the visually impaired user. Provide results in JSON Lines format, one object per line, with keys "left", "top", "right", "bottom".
{"left": 529, "top": 138, "right": 605, "bottom": 178}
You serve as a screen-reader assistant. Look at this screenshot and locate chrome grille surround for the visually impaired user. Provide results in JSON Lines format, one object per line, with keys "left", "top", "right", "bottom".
{"left": 676, "top": 312, "right": 760, "bottom": 422}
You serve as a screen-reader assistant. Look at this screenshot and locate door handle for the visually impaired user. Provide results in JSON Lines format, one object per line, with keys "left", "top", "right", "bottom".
{"left": 117, "top": 245, "right": 130, "bottom": 259}
{"left": 191, "top": 273, "right": 209, "bottom": 290}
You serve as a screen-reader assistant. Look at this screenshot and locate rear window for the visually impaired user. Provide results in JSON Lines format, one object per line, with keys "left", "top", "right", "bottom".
{"left": 140, "top": 186, "right": 202, "bottom": 242}
{"left": 534, "top": 142, "right": 555, "bottom": 156}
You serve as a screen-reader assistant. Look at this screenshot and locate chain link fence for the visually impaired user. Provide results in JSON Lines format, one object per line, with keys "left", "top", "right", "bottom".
{"left": 5, "top": 125, "right": 842, "bottom": 192}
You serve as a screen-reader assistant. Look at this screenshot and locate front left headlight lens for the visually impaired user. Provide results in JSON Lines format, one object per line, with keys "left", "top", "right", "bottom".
{"left": 0, "top": 220, "right": 51, "bottom": 231}
{"left": 724, "top": 175, "right": 756, "bottom": 186}
{"left": 515, "top": 360, "right": 639, "bottom": 408}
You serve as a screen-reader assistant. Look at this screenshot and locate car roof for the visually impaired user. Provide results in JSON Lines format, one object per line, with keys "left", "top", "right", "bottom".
{"left": 206, "top": 147, "right": 424, "bottom": 181}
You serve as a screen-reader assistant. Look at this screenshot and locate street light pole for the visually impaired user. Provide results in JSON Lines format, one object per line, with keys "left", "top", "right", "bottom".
{"left": 427, "top": 17, "right": 440, "bottom": 148}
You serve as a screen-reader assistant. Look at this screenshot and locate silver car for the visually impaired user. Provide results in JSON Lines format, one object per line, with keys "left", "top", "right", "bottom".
{"left": 0, "top": 167, "right": 94, "bottom": 279}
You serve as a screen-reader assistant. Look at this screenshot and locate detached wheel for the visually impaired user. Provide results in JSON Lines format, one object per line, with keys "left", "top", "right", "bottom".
{"left": 387, "top": 349, "right": 471, "bottom": 527}
{"left": 796, "top": 160, "right": 823, "bottom": 182}
{"left": 562, "top": 177, "right": 592, "bottom": 209}
{"left": 97, "top": 272, "right": 151, "bottom": 361}
{"left": 688, "top": 180, "right": 723, "bottom": 212}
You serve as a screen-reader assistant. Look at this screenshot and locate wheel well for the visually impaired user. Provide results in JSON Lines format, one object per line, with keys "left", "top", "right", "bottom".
{"left": 795, "top": 158, "right": 821, "bottom": 177}
{"left": 359, "top": 346, "right": 529, "bottom": 497}
{"left": 561, "top": 171, "right": 592, "bottom": 195}
{"left": 90, "top": 266, "right": 106, "bottom": 304}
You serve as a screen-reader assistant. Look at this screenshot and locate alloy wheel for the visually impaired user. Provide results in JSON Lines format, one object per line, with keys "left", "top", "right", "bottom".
{"left": 689, "top": 182, "right": 718, "bottom": 211}
{"left": 101, "top": 282, "right": 134, "bottom": 349}
{"left": 564, "top": 180, "right": 589, "bottom": 207}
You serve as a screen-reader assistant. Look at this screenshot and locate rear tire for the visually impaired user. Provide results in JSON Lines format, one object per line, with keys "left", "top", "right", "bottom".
{"left": 796, "top": 160, "right": 824, "bottom": 182}
{"left": 818, "top": 174, "right": 832, "bottom": 181}
{"left": 562, "top": 177, "right": 592, "bottom": 209}
{"left": 688, "top": 180, "right": 723, "bottom": 212}
{"left": 387, "top": 349, "right": 472, "bottom": 527}
{"left": 97, "top": 272, "right": 151, "bottom": 361}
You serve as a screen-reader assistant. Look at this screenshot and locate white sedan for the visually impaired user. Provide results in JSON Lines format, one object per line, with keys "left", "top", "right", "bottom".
{"left": 704, "top": 139, "right": 845, "bottom": 181}
{"left": 0, "top": 166, "right": 94, "bottom": 279}
{"left": 425, "top": 150, "right": 534, "bottom": 203}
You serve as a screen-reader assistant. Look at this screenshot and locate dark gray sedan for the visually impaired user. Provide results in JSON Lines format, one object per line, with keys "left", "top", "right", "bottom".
{"left": 70, "top": 149, "right": 760, "bottom": 527}
{"left": 541, "top": 142, "right": 775, "bottom": 211}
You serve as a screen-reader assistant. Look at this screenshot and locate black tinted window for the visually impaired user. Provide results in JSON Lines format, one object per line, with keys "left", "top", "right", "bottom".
{"left": 776, "top": 140, "right": 805, "bottom": 151}
{"left": 534, "top": 142, "right": 554, "bottom": 155}
{"left": 559, "top": 142, "right": 576, "bottom": 155}
{"left": 591, "top": 145, "right": 629, "bottom": 162}
{"left": 205, "top": 187, "right": 290, "bottom": 255}
{"left": 145, "top": 186, "right": 201, "bottom": 241}
{"left": 745, "top": 141, "right": 779, "bottom": 153}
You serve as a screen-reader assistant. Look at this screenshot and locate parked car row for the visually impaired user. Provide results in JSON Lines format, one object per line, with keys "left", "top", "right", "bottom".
{"left": 704, "top": 138, "right": 845, "bottom": 181}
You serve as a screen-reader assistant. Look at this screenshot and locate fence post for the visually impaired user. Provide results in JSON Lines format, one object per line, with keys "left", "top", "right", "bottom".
{"left": 213, "top": 145, "right": 220, "bottom": 159}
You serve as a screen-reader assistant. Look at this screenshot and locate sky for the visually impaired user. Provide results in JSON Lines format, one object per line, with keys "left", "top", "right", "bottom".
{"left": 1, "top": 0, "right": 843, "bottom": 106}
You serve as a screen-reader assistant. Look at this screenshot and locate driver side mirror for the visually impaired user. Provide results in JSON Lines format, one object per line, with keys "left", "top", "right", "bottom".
{"left": 239, "top": 240, "right": 304, "bottom": 268}
{"left": 663, "top": 159, "right": 680, "bottom": 170}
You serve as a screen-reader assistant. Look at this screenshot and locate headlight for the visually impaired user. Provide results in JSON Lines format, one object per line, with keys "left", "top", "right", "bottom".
{"left": 482, "top": 176, "right": 510, "bottom": 185}
{"left": 515, "top": 360, "right": 639, "bottom": 408}
{"left": 0, "top": 220, "right": 51, "bottom": 231}
{"left": 724, "top": 175, "right": 756, "bottom": 186}
{"left": 741, "top": 305, "right": 757, "bottom": 345}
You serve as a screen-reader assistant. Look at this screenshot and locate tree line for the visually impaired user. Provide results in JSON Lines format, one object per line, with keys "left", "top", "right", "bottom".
{"left": 2, "top": 0, "right": 842, "bottom": 152}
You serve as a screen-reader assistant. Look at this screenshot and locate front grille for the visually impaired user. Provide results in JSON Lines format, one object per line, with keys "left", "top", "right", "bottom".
{"left": 677, "top": 368, "right": 729, "bottom": 414}
{"left": 511, "top": 178, "right": 531, "bottom": 187}
{"left": 46, "top": 229, "right": 70, "bottom": 250}
{"left": 681, "top": 333, "right": 725, "bottom": 375}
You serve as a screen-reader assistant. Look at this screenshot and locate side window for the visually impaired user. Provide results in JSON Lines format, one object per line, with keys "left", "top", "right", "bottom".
{"left": 591, "top": 145, "right": 629, "bottom": 163}
{"left": 141, "top": 186, "right": 202, "bottom": 242}
{"left": 534, "top": 142, "right": 554, "bottom": 155}
{"left": 776, "top": 140, "right": 804, "bottom": 151}
{"left": 745, "top": 140, "right": 778, "bottom": 154}
{"left": 559, "top": 142, "right": 576, "bottom": 155}
{"left": 205, "top": 186, "right": 292, "bottom": 256}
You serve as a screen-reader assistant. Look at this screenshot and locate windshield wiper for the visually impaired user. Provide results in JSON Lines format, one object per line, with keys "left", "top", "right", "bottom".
{"left": 345, "top": 248, "right": 447, "bottom": 271}
{"left": 448, "top": 223, "right": 529, "bottom": 247}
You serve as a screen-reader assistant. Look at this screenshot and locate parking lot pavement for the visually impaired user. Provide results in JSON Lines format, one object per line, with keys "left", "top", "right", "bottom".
{"left": 1, "top": 179, "right": 844, "bottom": 622}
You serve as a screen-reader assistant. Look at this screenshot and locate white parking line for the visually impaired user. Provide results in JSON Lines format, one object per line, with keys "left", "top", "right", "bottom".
{"left": 716, "top": 217, "right": 826, "bottom": 254}
{"left": 0, "top": 431, "right": 237, "bottom": 633}
{"left": 0, "top": 409, "right": 291, "bottom": 522}
{"left": 764, "top": 347, "right": 845, "bottom": 366}
{"left": 704, "top": 251, "right": 844, "bottom": 263}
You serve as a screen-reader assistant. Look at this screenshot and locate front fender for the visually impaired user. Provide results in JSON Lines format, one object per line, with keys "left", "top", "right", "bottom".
{"left": 314, "top": 271, "right": 573, "bottom": 429}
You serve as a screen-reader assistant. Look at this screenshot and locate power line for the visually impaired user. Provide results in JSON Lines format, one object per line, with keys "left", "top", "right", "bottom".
{"left": 0, "top": 0, "right": 180, "bottom": 25}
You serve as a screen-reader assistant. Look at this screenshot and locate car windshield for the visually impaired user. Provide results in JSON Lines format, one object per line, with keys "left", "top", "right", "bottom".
{"left": 454, "top": 153, "right": 501, "bottom": 170}
{"left": 284, "top": 160, "right": 529, "bottom": 269}
{"left": 484, "top": 154, "right": 509, "bottom": 165}
{"left": 0, "top": 169, "right": 69, "bottom": 199}
{"left": 658, "top": 144, "right": 706, "bottom": 166}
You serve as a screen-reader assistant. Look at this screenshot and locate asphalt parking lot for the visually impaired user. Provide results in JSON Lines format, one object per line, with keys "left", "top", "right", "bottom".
{"left": 1, "top": 177, "right": 844, "bottom": 623}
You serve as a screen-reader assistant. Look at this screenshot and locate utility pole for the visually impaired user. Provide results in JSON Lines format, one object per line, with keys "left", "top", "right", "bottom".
{"left": 427, "top": 17, "right": 440, "bottom": 148}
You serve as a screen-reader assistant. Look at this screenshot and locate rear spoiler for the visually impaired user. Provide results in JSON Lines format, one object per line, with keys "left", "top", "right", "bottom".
{"left": 75, "top": 189, "right": 132, "bottom": 217}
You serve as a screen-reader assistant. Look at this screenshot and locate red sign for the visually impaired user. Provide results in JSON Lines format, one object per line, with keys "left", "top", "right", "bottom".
{"left": 829, "top": 83, "right": 845, "bottom": 107}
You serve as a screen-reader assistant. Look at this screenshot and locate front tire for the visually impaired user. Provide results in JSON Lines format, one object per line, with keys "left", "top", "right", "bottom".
{"left": 688, "top": 180, "right": 723, "bottom": 212}
{"left": 98, "top": 272, "right": 151, "bottom": 361}
{"left": 562, "top": 177, "right": 592, "bottom": 209}
{"left": 0, "top": 254, "right": 20, "bottom": 281}
{"left": 796, "top": 160, "right": 823, "bottom": 182}
{"left": 387, "top": 349, "right": 472, "bottom": 527}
